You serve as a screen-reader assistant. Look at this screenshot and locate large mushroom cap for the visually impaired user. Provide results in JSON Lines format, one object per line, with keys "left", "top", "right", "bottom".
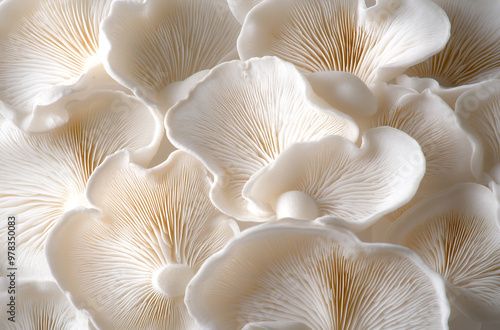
{"left": 46, "top": 150, "right": 238, "bottom": 329}
{"left": 185, "top": 220, "right": 449, "bottom": 329}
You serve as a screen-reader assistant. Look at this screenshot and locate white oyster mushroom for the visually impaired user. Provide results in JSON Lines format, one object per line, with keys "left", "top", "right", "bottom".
{"left": 0, "top": 0, "right": 118, "bottom": 132}
{"left": 185, "top": 221, "right": 449, "bottom": 329}
{"left": 0, "top": 280, "right": 90, "bottom": 329}
{"left": 100, "top": 0, "right": 240, "bottom": 109}
{"left": 387, "top": 183, "right": 500, "bottom": 323}
{"left": 244, "top": 127, "right": 425, "bottom": 230}
{"left": 166, "top": 57, "right": 358, "bottom": 221}
{"left": 0, "top": 91, "right": 163, "bottom": 280}
{"left": 357, "top": 84, "right": 474, "bottom": 195}
{"left": 227, "top": 0, "right": 263, "bottom": 23}
{"left": 45, "top": 151, "right": 239, "bottom": 330}
{"left": 456, "top": 81, "right": 500, "bottom": 185}
{"left": 399, "top": 0, "right": 500, "bottom": 108}
{"left": 237, "top": 0, "right": 450, "bottom": 84}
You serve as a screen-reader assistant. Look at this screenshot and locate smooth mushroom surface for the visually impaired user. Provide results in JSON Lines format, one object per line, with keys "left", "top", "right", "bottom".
{"left": 399, "top": 0, "right": 500, "bottom": 107}
{"left": 0, "top": 280, "right": 89, "bottom": 329}
{"left": 185, "top": 221, "right": 449, "bottom": 329}
{"left": 244, "top": 127, "right": 425, "bottom": 230}
{"left": 387, "top": 183, "right": 500, "bottom": 322}
{"left": 0, "top": 0, "right": 116, "bottom": 132}
{"left": 237, "top": 0, "right": 450, "bottom": 84}
{"left": 46, "top": 150, "right": 239, "bottom": 330}
{"left": 0, "top": 91, "right": 162, "bottom": 279}
{"left": 100, "top": 0, "right": 240, "bottom": 108}
{"left": 456, "top": 80, "right": 500, "bottom": 185}
{"left": 167, "top": 56, "right": 358, "bottom": 221}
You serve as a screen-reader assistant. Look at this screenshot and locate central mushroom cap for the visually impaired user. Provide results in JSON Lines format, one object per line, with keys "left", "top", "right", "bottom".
{"left": 154, "top": 264, "right": 194, "bottom": 298}
{"left": 276, "top": 190, "right": 319, "bottom": 220}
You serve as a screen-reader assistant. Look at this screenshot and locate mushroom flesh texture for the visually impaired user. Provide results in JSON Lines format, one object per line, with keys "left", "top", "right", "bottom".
{"left": 387, "top": 183, "right": 500, "bottom": 322}
{"left": 185, "top": 220, "right": 449, "bottom": 329}
{"left": 166, "top": 56, "right": 358, "bottom": 221}
{"left": 45, "top": 150, "right": 238, "bottom": 330}
{"left": 0, "top": 91, "right": 163, "bottom": 279}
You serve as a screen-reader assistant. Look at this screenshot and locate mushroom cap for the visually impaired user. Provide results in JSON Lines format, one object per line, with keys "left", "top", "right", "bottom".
{"left": 46, "top": 150, "right": 238, "bottom": 329}
{"left": 400, "top": 0, "right": 500, "bottom": 108}
{"left": 100, "top": 0, "right": 240, "bottom": 108}
{"left": 244, "top": 127, "right": 425, "bottom": 230}
{"left": 456, "top": 80, "right": 500, "bottom": 184}
{"left": 166, "top": 56, "right": 358, "bottom": 221}
{"left": 237, "top": 0, "right": 450, "bottom": 84}
{"left": 185, "top": 220, "right": 449, "bottom": 329}
{"left": 0, "top": 0, "right": 117, "bottom": 132}
{"left": 0, "top": 91, "right": 163, "bottom": 279}
{"left": 359, "top": 84, "right": 474, "bottom": 195}
{"left": 0, "top": 280, "right": 89, "bottom": 329}
{"left": 387, "top": 183, "right": 500, "bottom": 322}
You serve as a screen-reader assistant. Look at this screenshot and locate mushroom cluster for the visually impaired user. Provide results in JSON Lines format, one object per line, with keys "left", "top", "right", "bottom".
{"left": 1, "top": 0, "right": 499, "bottom": 329}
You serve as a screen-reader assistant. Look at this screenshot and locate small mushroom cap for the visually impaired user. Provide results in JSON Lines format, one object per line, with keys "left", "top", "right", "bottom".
{"left": 0, "top": 91, "right": 163, "bottom": 279}
{"left": 100, "top": 0, "right": 240, "bottom": 107}
{"left": 0, "top": 0, "right": 116, "bottom": 132}
{"left": 359, "top": 84, "right": 474, "bottom": 195}
{"left": 0, "top": 280, "right": 89, "bottom": 329}
{"left": 387, "top": 183, "right": 500, "bottom": 322}
{"left": 456, "top": 80, "right": 500, "bottom": 184}
{"left": 400, "top": 0, "right": 500, "bottom": 108}
{"left": 237, "top": 0, "right": 450, "bottom": 84}
{"left": 244, "top": 127, "right": 425, "bottom": 230}
{"left": 167, "top": 56, "right": 358, "bottom": 221}
{"left": 185, "top": 220, "right": 449, "bottom": 329}
{"left": 46, "top": 150, "right": 238, "bottom": 329}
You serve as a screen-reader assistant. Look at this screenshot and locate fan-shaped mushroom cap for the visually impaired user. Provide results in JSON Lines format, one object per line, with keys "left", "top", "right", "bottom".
{"left": 45, "top": 151, "right": 238, "bottom": 330}
{"left": 243, "top": 127, "right": 425, "bottom": 230}
{"left": 0, "top": 91, "right": 162, "bottom": 280}
{"left": 387, "top": 183, "right": 500, "bottom": 322}
{"left": 0, "top": 0, "right": 119, "bottom": 132}
{"left": 237, "top": 0, "right": 450, "bottom": 84}
{"left": 167, "top": 57, "right": 358, "bottom": 221}
{"left": 185, "top": 220, "right": 449, "bottom": 329}
{"left": 0, "top": 280, "right": 89, "bottom": 329}
{"left": 456, "top": 81, "right": 500, "bottom": 185}
{"left": 358, "top": 84, "right": 474, "bottom": 195}
{"left": 100, "top": 0, "right": 240, "bottom": 108}
{"left": 399, "top": 0, "right": 500, "bottom": 108}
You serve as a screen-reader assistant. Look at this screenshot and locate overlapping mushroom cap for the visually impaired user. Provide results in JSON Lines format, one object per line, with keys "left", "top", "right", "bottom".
{"left": 0, "top": 0, "right": 118, "bottom": 132}
{"left": 237, "top": 0, "right": 450, "bottom": 84}
{"left": 167, "top": 56, "right": 358, "bottom": 221}
{"left": 186, "top": 220, "right": 449, "bottom": 329}
{"left": 244, "top": 127, "right": 425, "bottom": 230}
{"left": 0, "top": 91, "right": 162, "bottom": 279}
{"left": 387, "top": 183, "right": 500, "bottom": 322}
{"left": 0, "top": 280, "right": 89, "bottom": 329}
{"left": 456, "top": 81, "right": 500, "bottom": 185}
{"left": 399, "top": 0, "right": 500, "bottom": 107}
{"left": 100, "top": 0, "right": 241, "bottom": 108}
{"left": 356, "top": 84, "right": 474, "bottom": 195}
{"left": 46, "top": 151, "right": 239, "bottom": 329}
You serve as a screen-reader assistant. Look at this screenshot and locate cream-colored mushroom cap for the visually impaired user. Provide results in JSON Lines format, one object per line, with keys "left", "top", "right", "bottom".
{"left": 100, "top": 0, "right": 240, "bottom": 108}
{"left": 0, "top": 280, "right": 89, "bottom": 329}
{"left": 456, "top": 81, "right": 500, "bottom": 185}
{"left": 237, "top": 0, "right": 450, "bottom": 84}
{"left": 185, "top": 220, "right": 449, "bottom": 329}
{"left": 357, "top": 84, "right": 474, "bottom": 195}
{"left": 244, "top": 127, "right": 425, "bottom": 230}
{"left": 167, "top": 56, "right": 358, "bottom": 221}
{"left": 45, "top": 151, "right": 239, "bottom": 330}
{"left": 0, "top": 91, "right": 163, "bottom": 280}
{"left": 0, "top": 0, "right": 117, "bottom": 132}
{"left": 387, "top": 183, "right": 500, "bottom": 322}
{"left": 399, "top": 0, "right": 500, "bottom": 107}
